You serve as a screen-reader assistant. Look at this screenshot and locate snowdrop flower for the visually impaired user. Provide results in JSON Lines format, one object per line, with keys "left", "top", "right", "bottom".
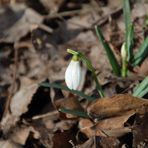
{"left": 121, "top": 42, "right": 127, "bottom": 61}
{"left": 65, "top": 55, "right": 82, "bottom": 90}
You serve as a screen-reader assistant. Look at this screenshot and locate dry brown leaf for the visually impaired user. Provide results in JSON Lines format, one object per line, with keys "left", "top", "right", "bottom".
{"left": 79, "top": 119, "right": 94, "bottom": 138}
{"left": 79, "top": 111, "right": 133, "bottom": 138}
{"left": 76, "top": 136, "right": 120, "bottom": 148}
{"left": 0, "top": 4, "right": 43, "bottom": 43}
{"left": 96, "top": 136, "right": 120, "bottom": 148}
{"left": 87, "top": 94, "right": 148, "bottom": 120}
{"left": 133, "top": 107, "right": 148, "bottom": 147}
{"left": 97, "top": 127, "right": 131, "bottom": 137}
{"left": 11, "top": 126, "right": 40, "bottom": 145}
{"left": 10, "top": 84, "right": 38, "bottom": 119}
{"left": 80, "top": 95, "right": 148, "bottom": 138}
{"left": 95, "top": 110, "right": 135, "bottom": 129}
{"left": 134, "top": 58, "right": 148, "bottom": 76}
{"left": 53, "top": 120, "right": 77, "bottom": 132}
{"left": 0, "top": 140, "right": 22, "bottom": 148}
{"left": 11, "top": 127, "right": 31, "bottom": 145}
{"left": 132, "top": 2, "right": 148, "bottom": 19}
{"left": 1, "top": 77, "right": 38, "bottom": 131}
{"left": 40, "top": 0, "right": 64, "bottom": 14}
{"left": 52, "top": 129, "right": 77, "bottom": 148}
{"left": 76, "top": 137, "right": 95, "bottom": 148}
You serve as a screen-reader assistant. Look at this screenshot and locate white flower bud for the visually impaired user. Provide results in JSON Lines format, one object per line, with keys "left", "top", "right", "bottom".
{"left": 121, "top": 42, "right": 127, "bottom": 60}
{"left": 65, "top": 59, "right": 82, "bottom": 90}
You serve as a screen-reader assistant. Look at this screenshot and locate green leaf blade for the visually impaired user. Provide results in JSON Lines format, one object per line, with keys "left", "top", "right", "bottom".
{"left": 59, "top": 108, "right": 89, "bottom": 118}
{"left": 123, "top": 0, "right": 134, "bottom": 62}
{"left": 133, "top": 76, "right": 148, "bottom": 97}
{"left": 95, "top": 25, "right": 121, "bottom": 76}
{"left": 132, "top": 36, "right": 148, "bottom": 66}
{"left": 40, "top": 82, "right": 96, "bottom": 101}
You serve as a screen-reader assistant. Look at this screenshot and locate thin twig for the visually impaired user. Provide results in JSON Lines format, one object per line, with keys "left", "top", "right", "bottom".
{"left": 37, "top": 24, "right": 53, "bottom": 34}
{"left": 91, "top": 7, "right": 122, "bottom": 28}
{"left": 3, "top": 43, "right": 18, "bottom": 116}
{"left": 45, "top": 9, "right": 84, "bottom": 19}
{"left": 32, "top": 110, "right": 59, "bottom": 120}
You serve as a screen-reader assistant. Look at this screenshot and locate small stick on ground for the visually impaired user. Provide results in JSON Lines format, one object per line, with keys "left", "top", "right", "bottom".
{"left": 3, "top": 43, "right": 18, "bottom": 117}
{"left": 32, "top": 110, "right": 59, "bottom": 120}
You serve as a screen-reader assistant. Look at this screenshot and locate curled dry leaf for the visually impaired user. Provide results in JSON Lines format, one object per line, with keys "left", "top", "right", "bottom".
{"left": 94, "top": 110, "right": 135, "bottom": 129}
{"left": 79, "top": 94, "right": 147, "bottom": 138}
{"left": 87, "top": 94, "right": 148, "bottom": 120}
{"left": 79, "top": 110, "right": 134, "bottom": 138}
{"left": 1, "top": 78, "right": 39, "bottom": 131}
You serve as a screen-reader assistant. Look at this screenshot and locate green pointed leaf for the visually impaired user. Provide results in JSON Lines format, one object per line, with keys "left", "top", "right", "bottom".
{"left": 59, "top": 108, "right": 89, "bottom": 118}
{"left": 126, "top": 24, "right": 134, "bottom": 61}
{"left": 95, "top": 25, "right": 121, "bottom": 76}
{"left": 133, "top": 76, "right": 148, "bottom": 97}
{"left": 123, "top": 0, "right": 131, "bottom": 35}
{"left": 40, "top": 82, "right": 96, "bottom": 101}
{"left": 132, "top": 36, "right": 148, "bottom": 66}
{"left": 123, "top": 0, "right": 134, "bottom": 62}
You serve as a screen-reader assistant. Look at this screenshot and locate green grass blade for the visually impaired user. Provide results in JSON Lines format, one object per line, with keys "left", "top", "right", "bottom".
{"left": 127, "top": 24, "right": 134, "bottom": 61}
{"left": 123, "top": 0, "right": 134, "bottom": 62}
{"left": 123, "top": 0, "right": 131, "bottom": 34}
{"left": 95, "top": 25, "right": 121, "bottom": 76}
{"left": 132, "top": 36, "right": 148, "bottom": 66}
{"left": 137, "top": 88, "right": 148, "bottom": 98}
{"left": 133, "top": 76, "right": 148, "bottom": 97}
{"left": 40, "top": 82, "right": 96, "bottom": 101}
{"left": 59, "top": 108, "right": 89, "bottom": 118}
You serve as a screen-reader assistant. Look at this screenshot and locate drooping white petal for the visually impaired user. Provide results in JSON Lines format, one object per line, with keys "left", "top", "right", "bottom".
{"left": 65, "top": 60, "right": 82, "bottom": 90}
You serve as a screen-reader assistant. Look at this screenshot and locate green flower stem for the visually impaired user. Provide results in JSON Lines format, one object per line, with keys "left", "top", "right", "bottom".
{"left": 121, "top": 59, "right": 128, "bottom": 77}
{"left": 67, "top": 49, "right": 105, "bottom": 98}
{"left": 67, "top": 49, "right": 79, "bottom": 55}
